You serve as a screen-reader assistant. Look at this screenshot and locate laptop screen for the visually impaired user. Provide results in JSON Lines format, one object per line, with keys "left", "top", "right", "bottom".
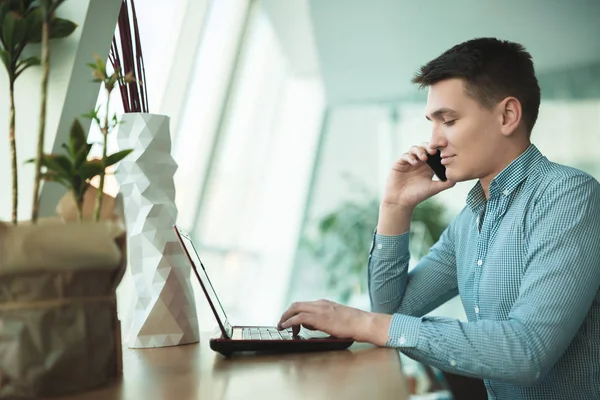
{"left": 175, "top": 227, "right": 233, "bottom": 338}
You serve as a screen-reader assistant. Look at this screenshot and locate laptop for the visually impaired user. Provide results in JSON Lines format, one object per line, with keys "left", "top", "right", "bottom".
{"left": 173, "top": 225, "right": 354, "bottom": 356}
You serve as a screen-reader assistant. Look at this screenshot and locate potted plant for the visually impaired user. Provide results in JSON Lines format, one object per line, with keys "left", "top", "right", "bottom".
{"left": 0, "top": 1, "right": 133, "bottom": 398}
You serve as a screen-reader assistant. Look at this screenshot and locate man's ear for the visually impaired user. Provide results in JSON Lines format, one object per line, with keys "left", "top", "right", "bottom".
{"left": 498, "top": 97, "right": 522, "bottom": 136}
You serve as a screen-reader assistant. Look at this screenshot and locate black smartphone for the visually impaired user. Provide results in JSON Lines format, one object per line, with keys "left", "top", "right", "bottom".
{"left": 426, "top": 150, "right": 447, "bottom": 181}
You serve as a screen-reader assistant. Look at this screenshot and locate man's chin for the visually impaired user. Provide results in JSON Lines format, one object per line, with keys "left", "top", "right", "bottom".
{"left": 444, "top": 169, "right": 469, "bottom": 183}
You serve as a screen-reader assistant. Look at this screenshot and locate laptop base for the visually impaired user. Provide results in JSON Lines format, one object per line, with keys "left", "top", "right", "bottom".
{"left": 209, "top": 327, "right": 354, "bottom": 357}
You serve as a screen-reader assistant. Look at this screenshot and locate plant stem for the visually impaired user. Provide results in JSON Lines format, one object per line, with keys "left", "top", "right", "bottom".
{"left": 76, "top": 197, "right": 83, "bottom": 222}
{"left": 9, "top": 79, "right": 18, "bottom": 225}
{"left": 74, "top": 186, "right": 85, "bottom": 222}
{"left": 93, "top": 91, "right": 111, "bottom": 222}
{"left": 31, "top": 16, "right": 50, "bottom": 224}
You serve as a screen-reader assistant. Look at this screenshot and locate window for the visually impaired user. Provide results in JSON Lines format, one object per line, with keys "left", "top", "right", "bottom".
{"left": 191, "top": 2, "right": 325, "bottom": 328}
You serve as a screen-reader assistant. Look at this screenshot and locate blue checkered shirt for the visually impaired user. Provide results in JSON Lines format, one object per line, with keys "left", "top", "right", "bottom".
{"left": 368, "top": 145, "right": 600, "bottom": 400}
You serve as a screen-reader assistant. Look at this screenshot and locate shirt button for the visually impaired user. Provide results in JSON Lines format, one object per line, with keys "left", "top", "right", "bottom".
{"left": 503, "top": 189, "right": 510, "bottom": 196}
{"left": 477, "top": 259, "right": 483, "bottom": 266}
{"left": 398, "top": 336, "right": 406, "bottom": 345}
{"left": 450, "top": 360, "right": 457, "bottom": 366}
{"left": 377, "top": 244, "right": 383, "bottom": 250}
{"left": 475, "top": 306, "right": 480, "bottom": 314}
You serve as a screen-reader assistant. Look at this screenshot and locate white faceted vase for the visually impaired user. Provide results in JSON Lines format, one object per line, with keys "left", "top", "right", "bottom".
{"left": 114, "top": 113, "right": 200, "bottom": 348}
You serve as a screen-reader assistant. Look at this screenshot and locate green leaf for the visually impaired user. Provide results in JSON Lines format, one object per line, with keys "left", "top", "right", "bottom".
{"left": 73, "top": 175, "right": 86, "bottom": 197}
{"left": 42, "top": 154, "right": 74, "bottom": 177}
{"left": 38, "top": 0, "right": 51, "bottom": 13}
{"left": 68, "top": 119, "right": 87, "bottom": 156}
{"left": 10, "top": 11, "right": 25, "bottom": 44}
{"left": 88, "top": 53, "right": 107, "bottom": 80}
{"left": 14, "top": 55, "right": 39, "bottom": 77}
{"left": 104, "top": 149, "right": 133, "bottom": 168}
{"left": 0, "top": 49, "right": 10, "bottom": 72}
{"left": 79, "top": 159, "right": 104, "bottom": 180}
{"left": 49, "top": 17, "right": 76, "bottom": 39}
{"left": 107, "top": 72, "right": 118, "bottom": 91}
{"left": 94, "top": 53, "right": 105, "bottom": 71}
{"left": 18, "top": 55, "right": 40, "bottom": 67}
{"left": 81, "top": 105, "right": 100, "bottom": 124}
{"left": 120, "top": 71, "right": 137, "bottom": 85}
{"left": 67, "top": 119, "right": 94, "bottom": 168}
{"left": 2, "top": 11, "right": 17, "bottom": 48}
{"left": 110, "top": 113, "right": 120, "bottom": 129}
{"left": 24, "top": 7, "right": 42, "bottom": 42}
{"left": 0, "top": 3, "right": 9, "bottom": 26}
{"left": 318, "top": 214, "right": 337, "bottom": 232}
{"left": 26, "top": 13, "right": 77, "bottom": 43}
{"left": 41, "top": 171, "right": 70, "bottom": 188}
{"left": 92, "top": 67, "right": 106, "bottom": 82}
{"left": 74, "top": 142, "right": 92, "bottom": 168}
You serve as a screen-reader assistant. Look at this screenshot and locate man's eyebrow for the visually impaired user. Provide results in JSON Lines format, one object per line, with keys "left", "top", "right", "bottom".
{"left": 425, "top": 108, "right": 458, "bottom": 121}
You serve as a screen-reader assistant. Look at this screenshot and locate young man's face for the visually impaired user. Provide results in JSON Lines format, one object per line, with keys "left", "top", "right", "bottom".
{"left": 425, "top": 78, "right": 506, "bottom": 183}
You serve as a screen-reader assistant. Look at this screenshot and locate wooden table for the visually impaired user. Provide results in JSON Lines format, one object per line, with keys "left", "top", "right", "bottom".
{"left": 51, "top": 332, "right": 409, "bottom": 400}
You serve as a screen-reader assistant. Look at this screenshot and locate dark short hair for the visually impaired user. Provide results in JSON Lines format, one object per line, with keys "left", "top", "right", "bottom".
{"left": 412, "top": 37, "right": 541, "bottom": 134}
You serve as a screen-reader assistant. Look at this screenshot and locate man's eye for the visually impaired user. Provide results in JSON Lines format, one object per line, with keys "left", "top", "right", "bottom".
{"left": 444, "top": 120, "right": 456, "bottom": 126}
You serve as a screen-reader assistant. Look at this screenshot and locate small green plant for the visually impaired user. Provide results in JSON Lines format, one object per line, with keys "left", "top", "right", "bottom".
{"left": 0, "top": 0, "right": 76, "bottom": 224}
{"left": 28, "top": 54, "right": 134, "bottom": 222}
{"left": 31, "top": 119, "right": 103, "bottom": 221}
{"left": 85, "top": 53, "right": 135, "bottom": 221}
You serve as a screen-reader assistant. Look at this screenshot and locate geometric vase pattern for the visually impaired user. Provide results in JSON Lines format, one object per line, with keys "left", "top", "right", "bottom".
{"left": 114, "top": 113, "right": 200, "bottom": 348}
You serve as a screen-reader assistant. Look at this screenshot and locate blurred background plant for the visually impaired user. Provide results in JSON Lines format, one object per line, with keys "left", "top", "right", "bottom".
{"left": 0, "top": 0, "right": 76, "bottom": 224}
{"left": 302, "top": 174, "right": 448, "bottom": 304}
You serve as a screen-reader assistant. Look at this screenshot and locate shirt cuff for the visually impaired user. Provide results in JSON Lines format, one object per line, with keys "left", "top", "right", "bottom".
{"left": 386, "top": 313, "right": 422, "bottom": 348}
{"left": 370, "top": 232, "right": 409, "bottom": 260}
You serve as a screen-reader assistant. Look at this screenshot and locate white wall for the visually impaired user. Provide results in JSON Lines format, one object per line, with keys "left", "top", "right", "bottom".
{"left": 308, "top": 0, "right": 600, "bottom": 104}
{"left": 309, "top": 106, "right": 386, "bottom": 218}
{"left": 533, "top": 99, "right": 600, "bottom": 174}
{"left": 0, "top": 0, "right": 122, "bottom": 222}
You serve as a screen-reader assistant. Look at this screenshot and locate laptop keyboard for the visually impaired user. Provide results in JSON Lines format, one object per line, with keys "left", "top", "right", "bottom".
{"left": 242, "top": 327, "right": 294, "bottom": 340}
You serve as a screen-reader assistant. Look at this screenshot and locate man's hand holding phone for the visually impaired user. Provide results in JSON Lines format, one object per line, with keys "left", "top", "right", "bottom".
{"left": 377, "top": 144, "right": 455, "bottom": 235}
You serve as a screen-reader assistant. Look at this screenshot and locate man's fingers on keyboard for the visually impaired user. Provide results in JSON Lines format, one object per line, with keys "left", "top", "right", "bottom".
{"left": 278, "top": 301, "right": 320, "bottom": 326}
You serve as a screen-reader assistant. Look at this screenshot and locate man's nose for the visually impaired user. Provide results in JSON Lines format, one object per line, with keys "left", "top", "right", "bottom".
{"left": 429, "top": 125, "right": 447, "bottom": 150}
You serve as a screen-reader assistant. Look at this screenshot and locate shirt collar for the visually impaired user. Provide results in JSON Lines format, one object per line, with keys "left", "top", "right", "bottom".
{"left": 466, "top": 181, "right": 486, "bottom": 214}
{"left": 466, "top": 144, "right": 545, "bottom": 213}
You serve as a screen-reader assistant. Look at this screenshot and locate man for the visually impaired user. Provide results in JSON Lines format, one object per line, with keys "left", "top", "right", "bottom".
{"left": 277, "top": 38, "right": 600, "bottom": 400}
